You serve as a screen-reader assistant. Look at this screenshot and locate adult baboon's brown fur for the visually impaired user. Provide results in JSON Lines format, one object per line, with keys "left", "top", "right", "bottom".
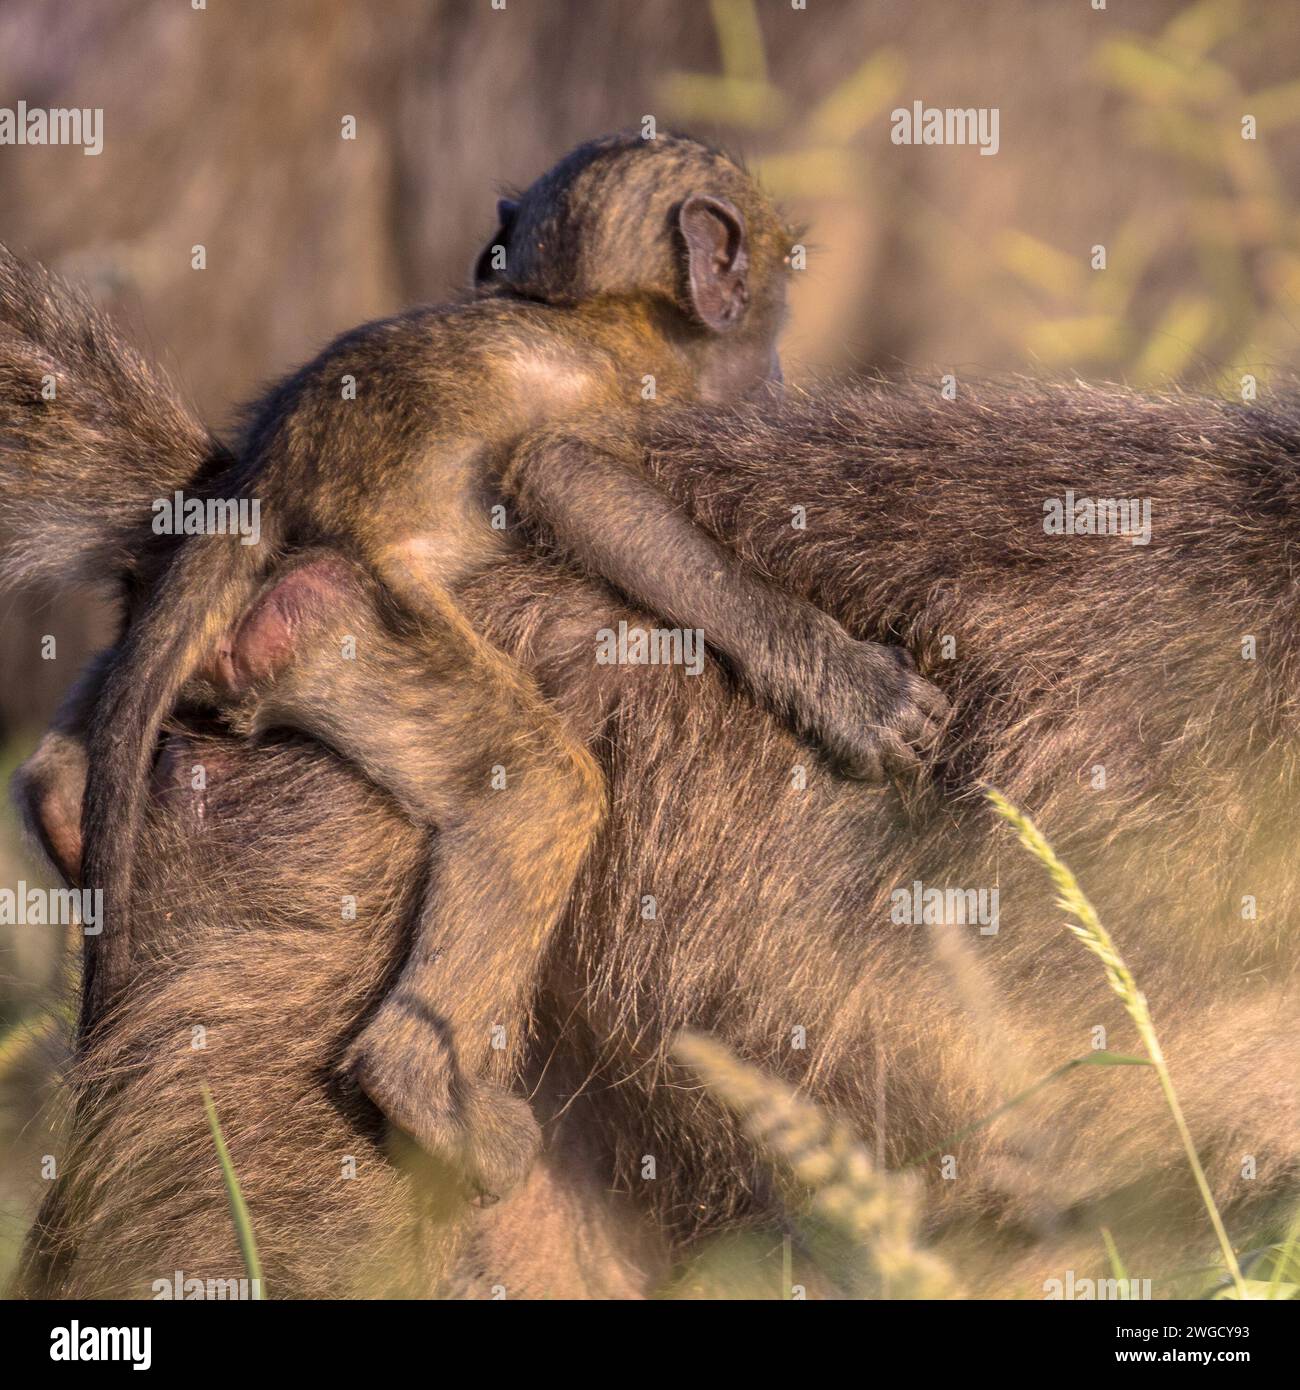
{"left": 12, "top": 378, "right": 1300, "bottom": 1297}
{"left": 16, "top": 727, "right": 665, "bottom": 1299}
{"left": 501, "top": 381, "right": 1298, "bottom": 1290}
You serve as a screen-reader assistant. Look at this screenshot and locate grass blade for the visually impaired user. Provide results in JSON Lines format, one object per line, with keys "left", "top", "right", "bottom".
{"left": 1101, "top": 1226, "right": 1129, "bottom": 1283}
{"left": 1267, "top": 1204, "right": 1300, "bottom": 1300}
{"left": 200, "top": 1082, "right": 264, "bottom": 1298}
{"left": 674, "top": 1029, "right": 958, "bottom": 1299}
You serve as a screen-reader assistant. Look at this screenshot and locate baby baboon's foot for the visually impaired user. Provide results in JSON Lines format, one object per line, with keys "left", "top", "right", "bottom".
{"left": 454, "top": 1083, "right": 545, "bottom": 1205}
{"left": 343, "top": 998, "right": 541, "bottom": 1200}
{"left": 807, "top": 637, "right": 948, "bottom": 783}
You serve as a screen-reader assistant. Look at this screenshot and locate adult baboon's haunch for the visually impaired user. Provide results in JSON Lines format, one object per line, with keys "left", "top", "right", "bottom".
{"left": 5, "top": 245, "right": 1297, "bottom": 1291}
{"left": 15, "top": 714, "right": 665, "bottom": 1299}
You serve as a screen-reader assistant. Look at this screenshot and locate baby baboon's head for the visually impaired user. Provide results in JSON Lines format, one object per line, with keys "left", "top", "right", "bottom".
{"left": 474, "top": 131, "right": 793, "bottom": 397}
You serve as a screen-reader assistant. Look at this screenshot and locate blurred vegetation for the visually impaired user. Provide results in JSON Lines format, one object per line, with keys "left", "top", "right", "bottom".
{"left": 674, "top": 1030, "right": 958, "bottom": 1299}
{"left": 659, "top": 0, "right": 1300, "bottom": 391}
{"left": 663, "top": 795, "right": 1299, "bottom": 1299}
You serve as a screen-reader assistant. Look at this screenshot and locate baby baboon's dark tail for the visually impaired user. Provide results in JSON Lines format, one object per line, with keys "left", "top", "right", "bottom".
{"left": 78, "top": 519, "right": 280, "bottom": 1034}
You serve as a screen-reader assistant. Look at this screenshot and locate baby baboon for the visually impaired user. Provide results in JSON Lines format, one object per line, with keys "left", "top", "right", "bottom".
{"left": 6, "top": 135, "right": 944, "bottom": 1195}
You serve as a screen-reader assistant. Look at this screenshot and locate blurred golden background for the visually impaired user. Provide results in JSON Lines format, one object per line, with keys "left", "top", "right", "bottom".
{"left": 2, "top": 0, "right": 1299, "bottom": 1282}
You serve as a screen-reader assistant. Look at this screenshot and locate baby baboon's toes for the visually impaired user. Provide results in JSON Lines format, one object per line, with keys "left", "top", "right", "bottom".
{"left": 343, "top": 1002, "right": 540, "bottom": 1200}
{"left": 458, "top": 1083, "right": 543, "bottom": 1201}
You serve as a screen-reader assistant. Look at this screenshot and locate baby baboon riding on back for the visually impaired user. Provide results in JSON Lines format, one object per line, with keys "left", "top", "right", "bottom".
{"left": 23, "top": 133, "right": 943, "bottom": 1196}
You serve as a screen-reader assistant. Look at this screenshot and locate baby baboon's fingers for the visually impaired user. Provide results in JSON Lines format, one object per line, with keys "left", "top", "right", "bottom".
{"left": 909, "top": 674, "right": 951, "bottom": 725}
{"left": 875, "top": 727, "right": 921, "bottom": 779}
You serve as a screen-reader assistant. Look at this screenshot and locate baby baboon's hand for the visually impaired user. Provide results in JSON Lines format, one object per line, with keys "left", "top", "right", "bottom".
{"left": 802, "top": 636, "right": 948, "bottom": 783}
{"left": 343, "top": 997, "right": 541, "bottom": 1201}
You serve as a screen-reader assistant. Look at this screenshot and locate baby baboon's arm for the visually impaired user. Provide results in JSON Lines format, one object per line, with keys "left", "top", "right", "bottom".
{"left": 503, "top": 428, "right": 947, "bottom": 782}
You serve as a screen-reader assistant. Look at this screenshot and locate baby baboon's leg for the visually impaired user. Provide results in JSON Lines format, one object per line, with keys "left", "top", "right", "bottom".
{"left": 221, "top": 551, "right": 605, "bottom": 1198}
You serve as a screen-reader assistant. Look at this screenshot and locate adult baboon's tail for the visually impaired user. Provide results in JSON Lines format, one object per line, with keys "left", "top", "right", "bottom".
{"left": 0, "top": 243, "right": 216, "bottom": 590}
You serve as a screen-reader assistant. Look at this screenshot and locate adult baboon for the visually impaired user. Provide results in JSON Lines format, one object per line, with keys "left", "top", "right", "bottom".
{"left": 12, "top": 376, "right": 1300, "bottom": 1297}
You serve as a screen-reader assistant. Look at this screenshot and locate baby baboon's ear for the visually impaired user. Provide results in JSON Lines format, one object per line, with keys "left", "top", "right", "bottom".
{"left": 678, "top": 195, "right": 750, "bottom": 332}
